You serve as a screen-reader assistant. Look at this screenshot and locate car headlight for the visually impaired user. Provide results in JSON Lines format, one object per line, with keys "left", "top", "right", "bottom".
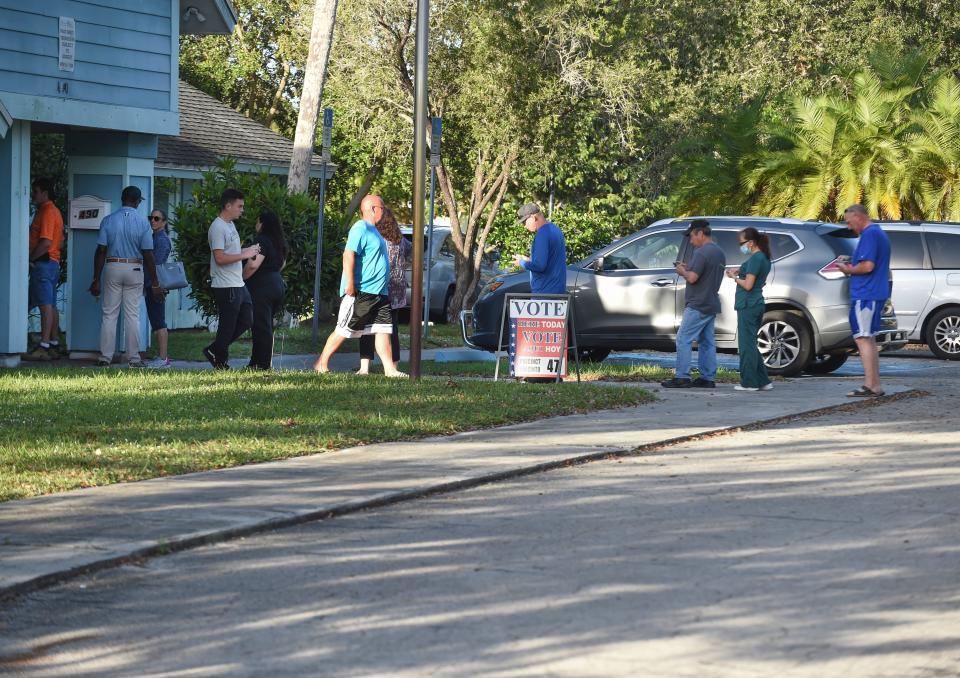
{"left": 882, "top": 300, "right": 895, "bottom": 317}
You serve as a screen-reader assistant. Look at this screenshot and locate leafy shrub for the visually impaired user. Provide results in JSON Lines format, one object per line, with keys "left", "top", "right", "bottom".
{"left": 172, "top": 160, "right": 345, "bottom": 320}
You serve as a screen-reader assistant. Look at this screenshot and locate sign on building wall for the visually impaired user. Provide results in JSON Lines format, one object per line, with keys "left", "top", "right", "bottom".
{"left": 508, "top": 297, "right": 569, "bottom": 378}
{"left": 58, "top": 17, "right": 76, "bottom": 72}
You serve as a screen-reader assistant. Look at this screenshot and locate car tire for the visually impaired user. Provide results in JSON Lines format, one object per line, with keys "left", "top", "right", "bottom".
{"left": 925, "top": 307, "right": 960, "bottom": 360}
{"left": 440, "top": 287, "right": 455, "bottom": 324}
{"left": 758, "top": 310, "right": 813, "bottom": 377}
{"left": 803, "top": 352, "right": 849, "bottom": 375}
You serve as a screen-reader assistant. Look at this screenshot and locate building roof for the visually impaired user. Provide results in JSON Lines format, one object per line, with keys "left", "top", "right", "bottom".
{"left": 156, "top": 81, "right": 329, "bottom": 179}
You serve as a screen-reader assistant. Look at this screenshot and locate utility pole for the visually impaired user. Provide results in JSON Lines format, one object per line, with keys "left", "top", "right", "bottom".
{"left": 408, "top": 0, "right": 430, "bottom": 380}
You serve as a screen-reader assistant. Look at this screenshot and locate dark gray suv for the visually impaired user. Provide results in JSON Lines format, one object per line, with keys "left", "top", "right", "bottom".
{"left": 462, "top": 216, "right": 907, "bottom": 376}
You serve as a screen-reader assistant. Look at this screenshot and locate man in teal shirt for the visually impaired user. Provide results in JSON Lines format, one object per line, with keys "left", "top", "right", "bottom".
{"left": 313, "top": 194, "right": 405, "bottom": 376}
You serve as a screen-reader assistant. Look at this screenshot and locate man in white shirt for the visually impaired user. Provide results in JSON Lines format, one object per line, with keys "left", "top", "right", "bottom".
{"left": 204, "top": 188, "right": 260, "bottom": 368}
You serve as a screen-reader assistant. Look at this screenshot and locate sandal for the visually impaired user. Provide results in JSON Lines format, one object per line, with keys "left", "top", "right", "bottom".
{"left": 847, "top": 386, "right": 885, "bottom": 397}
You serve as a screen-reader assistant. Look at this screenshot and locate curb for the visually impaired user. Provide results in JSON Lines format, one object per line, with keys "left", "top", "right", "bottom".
{"left": 0, "top": 389, "right": 926, "bottom": 604}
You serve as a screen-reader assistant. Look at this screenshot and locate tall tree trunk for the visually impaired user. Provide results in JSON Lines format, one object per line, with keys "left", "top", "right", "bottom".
{"left": 288, "top": 0, "right": 339, "bottom": 194}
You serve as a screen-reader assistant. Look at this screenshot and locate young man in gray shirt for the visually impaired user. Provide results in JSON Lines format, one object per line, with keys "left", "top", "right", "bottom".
{"left": 204, "top": 188, "right": 260, "bottom": 368}
{"left": 662, "top": 219, "right": 726, "bottom": 388}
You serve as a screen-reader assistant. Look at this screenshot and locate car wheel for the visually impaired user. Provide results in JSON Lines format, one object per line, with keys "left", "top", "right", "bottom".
{"left": 757, "top": 310, "right": 813, "bottom": 377}
{"left": 440, "top": 287, "right": 455, "bottom": 324}
{"left": 804, "top": 352, "right": 849, "bottom": 375}
{"left": 926, "top": 307, "right": 960, "bottom": 360}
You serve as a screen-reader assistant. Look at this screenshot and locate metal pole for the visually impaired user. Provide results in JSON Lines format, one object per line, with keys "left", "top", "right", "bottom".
{"left": 548, "top": 176, "right": 555, "bottom": 220}
{"left": 423, "top": 166, "right": 436, "bottom": 338}
{"left": 312, "top": 162, "right": 328, "bottom": 344}
{"left": 409, "top": 0, "right": 429, "bottom": 380}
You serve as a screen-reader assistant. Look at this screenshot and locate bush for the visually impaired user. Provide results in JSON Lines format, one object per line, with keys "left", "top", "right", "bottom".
{"left": 172, "top": 160, "right": 345, "bottom": 320}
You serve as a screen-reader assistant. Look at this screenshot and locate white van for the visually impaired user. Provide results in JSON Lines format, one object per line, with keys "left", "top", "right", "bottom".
{"left": 879, "top": 221, "right": 960, "bottom": 359}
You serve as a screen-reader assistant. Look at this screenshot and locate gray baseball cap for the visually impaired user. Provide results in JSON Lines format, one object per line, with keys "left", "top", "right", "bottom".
{"left": 516, "top": 202, "right": 542, "bottom": 223}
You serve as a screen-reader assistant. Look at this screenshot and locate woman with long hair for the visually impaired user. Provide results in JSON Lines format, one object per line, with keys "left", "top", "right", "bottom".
{"left": 726, "top": 226, "right": 773, "bottom": 391}
{"left": 358, "top": 206, "right": 412, "bottom": 374}
{"left": 145, "top": 208, "right": 172, "bottom": 368}
{"left": 243, "top": 210, "right": 288, "bottom": 369}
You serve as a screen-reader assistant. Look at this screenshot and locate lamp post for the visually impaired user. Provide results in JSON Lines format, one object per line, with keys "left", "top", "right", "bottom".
{"left": 408, "top": 0, "right": 429, "bottom": 380}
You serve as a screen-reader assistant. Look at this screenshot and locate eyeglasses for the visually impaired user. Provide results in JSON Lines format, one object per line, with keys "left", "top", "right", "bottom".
{"left": 150, "top": 216, "right": 164, "bottom": 222}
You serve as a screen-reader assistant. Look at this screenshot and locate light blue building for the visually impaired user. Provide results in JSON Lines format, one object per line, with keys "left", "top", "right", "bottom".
{"left": 0, "top": 2, "right": 237, "bottom": 366}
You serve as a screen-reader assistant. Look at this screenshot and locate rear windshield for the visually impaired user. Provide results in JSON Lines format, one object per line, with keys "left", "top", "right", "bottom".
{"left": 817, "top": 225, "right": 857, "bottom": 256}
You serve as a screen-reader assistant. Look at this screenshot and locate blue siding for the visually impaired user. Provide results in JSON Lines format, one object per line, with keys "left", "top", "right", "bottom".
{"left": 0, "top": 2, "right": 176, "bottom": 126}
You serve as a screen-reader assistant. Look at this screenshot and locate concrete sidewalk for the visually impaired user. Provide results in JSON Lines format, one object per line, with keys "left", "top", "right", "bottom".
{"left": 0, "top": 379, "right": 915, "bottom": 599}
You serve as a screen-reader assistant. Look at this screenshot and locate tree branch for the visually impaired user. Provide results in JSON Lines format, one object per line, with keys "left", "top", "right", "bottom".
{"left": 341, "top": 154, "right": 386, "bottom": 231}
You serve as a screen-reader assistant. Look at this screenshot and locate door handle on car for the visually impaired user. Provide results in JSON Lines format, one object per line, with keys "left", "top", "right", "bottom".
{"left": 651, "top": 278, "right": 675, "bottom": 287}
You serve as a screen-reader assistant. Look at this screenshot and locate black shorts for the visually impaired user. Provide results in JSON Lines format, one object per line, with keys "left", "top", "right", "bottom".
{"left": 336, "top": 292, "right": 393, "bottom": 338}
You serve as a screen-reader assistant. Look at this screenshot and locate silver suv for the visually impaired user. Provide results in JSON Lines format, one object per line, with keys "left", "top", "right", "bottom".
{"left": 878, "top": 221, "right": 960, "bottom": 359}
{"left": 463, "top": 216, "right": 908, "bottom": 376}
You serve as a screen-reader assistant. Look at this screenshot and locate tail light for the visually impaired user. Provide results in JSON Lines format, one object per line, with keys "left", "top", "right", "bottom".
{"left": 818, "top": 257, "right": 848, "bottom": 280}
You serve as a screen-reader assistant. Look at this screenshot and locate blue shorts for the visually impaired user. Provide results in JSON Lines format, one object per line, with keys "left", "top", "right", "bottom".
{"left": 29, "top": 259, "right": 60, "bottom": 308}
{"left": 850, "top": 299, "right": 883, "bottom": 338}
{"left": 144, "top": 287, "right": 167, "bottom": 331}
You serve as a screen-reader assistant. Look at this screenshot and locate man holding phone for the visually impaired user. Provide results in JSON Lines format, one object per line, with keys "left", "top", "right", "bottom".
{"left": 837, "top": 204, "right": 891, "bottom": 397}
{"left": 662, "top": 219, "right": 726, "bottom": 389}
{"left": 513, "top": 203, "right": 567, "bottom": 294}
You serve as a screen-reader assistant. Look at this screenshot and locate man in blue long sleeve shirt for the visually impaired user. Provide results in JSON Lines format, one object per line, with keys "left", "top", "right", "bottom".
{"left": 512, "top": 203, "right": 567, "bottom": 294}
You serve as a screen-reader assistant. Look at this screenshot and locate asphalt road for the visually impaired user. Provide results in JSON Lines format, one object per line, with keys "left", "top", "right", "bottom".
{"left": 2, "top": 353, "right": 959, "bottom": 677}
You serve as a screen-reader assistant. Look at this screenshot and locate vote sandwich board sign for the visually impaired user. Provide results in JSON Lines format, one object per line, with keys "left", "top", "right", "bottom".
{"left": 508, "top": 298, "right": 569, "bottom": 378}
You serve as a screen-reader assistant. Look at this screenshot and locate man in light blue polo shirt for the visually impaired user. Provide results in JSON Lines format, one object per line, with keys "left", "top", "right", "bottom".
{"left": 89, "top": 186, "right": 162, "bottom": 367}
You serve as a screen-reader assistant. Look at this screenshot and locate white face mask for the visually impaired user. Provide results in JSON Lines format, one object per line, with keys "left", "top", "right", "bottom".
{"left": 740, "top": 243, "right": 751, "bottom": 255}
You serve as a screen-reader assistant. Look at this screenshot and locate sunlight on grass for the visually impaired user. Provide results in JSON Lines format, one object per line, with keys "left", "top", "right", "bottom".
{"left": 0, "top": 368, "right": 653, "bottom": 501}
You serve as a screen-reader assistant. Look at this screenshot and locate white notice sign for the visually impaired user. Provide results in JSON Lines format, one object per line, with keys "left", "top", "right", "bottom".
{"left": 59, "top": 17, "right": 76, "bottom": 72}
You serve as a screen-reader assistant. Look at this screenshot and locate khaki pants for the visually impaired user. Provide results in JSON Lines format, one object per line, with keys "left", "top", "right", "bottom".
{"left": 100, "top": 262, "right": 143, "bottom": 364}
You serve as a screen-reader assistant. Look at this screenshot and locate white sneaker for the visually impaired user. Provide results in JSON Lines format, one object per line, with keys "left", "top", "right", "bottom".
{"left": 734, "top": 384, "right": 759, "bottom": 391}
{"left": 760, "top": 383, "right": 774, "bottom": 391}
{"left": 147, "top": 357, "right": 172, "bottom": 369}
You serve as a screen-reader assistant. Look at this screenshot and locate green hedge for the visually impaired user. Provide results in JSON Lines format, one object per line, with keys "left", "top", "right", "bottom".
{"left": 172, "top": 160, "right": 345, "bottom": 320}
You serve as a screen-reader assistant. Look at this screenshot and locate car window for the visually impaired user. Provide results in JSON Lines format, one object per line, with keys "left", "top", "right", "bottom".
{"left": 712, "top": 230, "right": 746, "bottom": 265}
{"left": 439, "top": 236, "right": 454, "bottom": 258}
{"left": 481, "top": 250, "right": 500, "bottom": 268}
{"left": 602, "top": 231, "right": 684, "bottom": 271}
{"left": 926, "top": 232, "right": 960, "bottom": 269}
{"left": 768, "top": 233, "right": 801, "bottom": 260}
{"left": 886, "top": 230, "right": 926, "bottom": 269}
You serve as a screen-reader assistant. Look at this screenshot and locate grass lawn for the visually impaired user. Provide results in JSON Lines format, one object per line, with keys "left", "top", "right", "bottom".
{"left": 413, "top": 360, "right": 742, "bottom": 383}
{"left": 152, "top": 320, "right": 465, "bottom": 361}
{"left": 0, "top": 369, "right": 653, "bottom": 502}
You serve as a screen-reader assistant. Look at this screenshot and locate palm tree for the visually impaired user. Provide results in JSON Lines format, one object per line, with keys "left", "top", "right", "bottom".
{"left": 908, "top": 75, "right": 960, "bottom": 221}
{"left": 748, "top": 68, "right": 919, "bottom": 221}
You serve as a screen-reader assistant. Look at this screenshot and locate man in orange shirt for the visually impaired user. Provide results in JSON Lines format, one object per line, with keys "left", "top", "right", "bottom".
{"left": 23, "top": 178, "right": 65, "bottom": 361}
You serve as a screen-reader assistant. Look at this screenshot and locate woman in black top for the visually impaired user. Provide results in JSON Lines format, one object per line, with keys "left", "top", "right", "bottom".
{"left": 243, "top": 210, "right": 288, "bottom": 369}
